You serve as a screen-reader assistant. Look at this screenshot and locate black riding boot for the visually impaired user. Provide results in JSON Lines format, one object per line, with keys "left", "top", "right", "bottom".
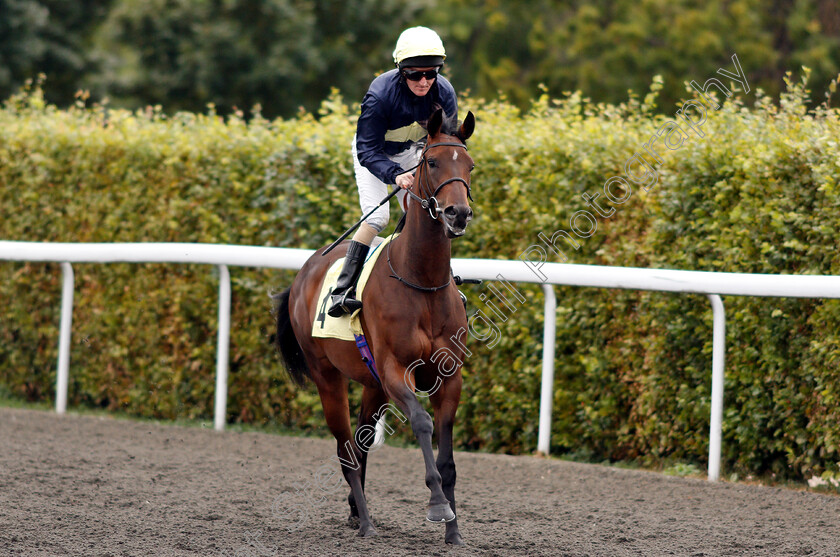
{"left": 327, "top": 241, "right": 370, "bottom": 317}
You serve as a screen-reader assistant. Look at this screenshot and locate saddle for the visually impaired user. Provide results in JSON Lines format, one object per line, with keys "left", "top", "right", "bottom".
{"left": 311, "top": 235, "right": 393, "bottom": 341}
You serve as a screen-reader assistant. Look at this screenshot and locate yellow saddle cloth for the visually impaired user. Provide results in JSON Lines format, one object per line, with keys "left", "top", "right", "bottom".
{"left": 311, "top": 235, "right": 397, "bottom": 341}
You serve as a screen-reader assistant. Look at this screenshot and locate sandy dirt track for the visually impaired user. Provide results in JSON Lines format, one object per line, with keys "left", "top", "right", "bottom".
{"left": 1, "top": 406, "right": 839, "bottom": 556}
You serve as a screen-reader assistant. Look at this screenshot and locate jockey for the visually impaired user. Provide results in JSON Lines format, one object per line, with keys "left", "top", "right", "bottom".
{"left": 328, "top": 26, "right": 458, "bottom": 317}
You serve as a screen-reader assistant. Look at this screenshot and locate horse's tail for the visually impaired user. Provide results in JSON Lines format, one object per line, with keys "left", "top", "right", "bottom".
{"left": 270, "top": 287, "right": 311, "bottom": 387}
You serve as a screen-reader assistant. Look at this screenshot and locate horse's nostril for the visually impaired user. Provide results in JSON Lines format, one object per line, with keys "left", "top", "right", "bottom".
{"left": 444, "top": 207, "right": 457, "bottom": 217}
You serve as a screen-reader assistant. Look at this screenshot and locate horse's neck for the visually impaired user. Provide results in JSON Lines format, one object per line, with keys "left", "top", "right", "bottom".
{"left": 393, "top": 204, "right": 451, "bottom": 288}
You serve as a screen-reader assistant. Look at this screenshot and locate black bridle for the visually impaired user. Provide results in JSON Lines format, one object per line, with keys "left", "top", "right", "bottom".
{"left": 388, "top": 138, "right": 473, "bottom": 292}
{"left": 403, "top": 140, "right": 473, "bottom": 220}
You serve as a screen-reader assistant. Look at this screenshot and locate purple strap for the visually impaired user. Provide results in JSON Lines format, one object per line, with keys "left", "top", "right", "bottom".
{"left": 354, "top": 333, "right": 381, "bottom": 386}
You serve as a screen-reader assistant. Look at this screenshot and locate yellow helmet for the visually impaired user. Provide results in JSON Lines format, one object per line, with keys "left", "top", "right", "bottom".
{"left": 393, "top": 26, "right": 446, "bottom": 69}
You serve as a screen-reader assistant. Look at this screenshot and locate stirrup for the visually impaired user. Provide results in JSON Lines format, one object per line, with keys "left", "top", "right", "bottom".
{"left": 328, "top": 291, "right": 362, "bottom": 317}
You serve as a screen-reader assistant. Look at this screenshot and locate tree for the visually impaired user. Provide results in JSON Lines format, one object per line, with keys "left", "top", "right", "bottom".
{"left": 87, "top": 0, "right": 319, "bottom": 116}
{"left": 3, "top": 0, "right": 839, "bottom": 116}
{"left": 0, "top": 0, "right": 50, "bottom": 99}
{"left": 1, "top": 0, "right": 113, "bottom": 105}
{"left": 86, "top": 0, "right": 432, "bottom": 117}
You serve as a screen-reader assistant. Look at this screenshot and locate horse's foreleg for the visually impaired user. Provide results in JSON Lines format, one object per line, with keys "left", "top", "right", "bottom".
{"left": 432, "top": 374, "right": 464, "bottom": 545}
{"left": 347, "top": 385, "right": 388, "bottom": 525}
{"left": 383, "top": 373, "right": 454, "bottom": 524}
{"left": 317, "top": 378, "right": 378, "bottom": 537}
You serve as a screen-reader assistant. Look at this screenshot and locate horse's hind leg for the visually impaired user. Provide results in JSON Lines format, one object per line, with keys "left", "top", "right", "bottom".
{"left": 347, "top": 385, "right": 388, "bottom": 525}
{"left": 432, "top": 375, "right": 464, "bottom": 545}
{"left": 315, "top": 372, "right": 378, "bottom": 537}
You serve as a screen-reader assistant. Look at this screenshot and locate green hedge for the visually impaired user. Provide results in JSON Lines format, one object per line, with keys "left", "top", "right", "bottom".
{"left": 2, "top": 75, "right": 839, "bottom": 481}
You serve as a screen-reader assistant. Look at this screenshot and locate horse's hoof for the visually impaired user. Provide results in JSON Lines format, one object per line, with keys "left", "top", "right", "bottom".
{"left": 357, "top": 524, "right": 379, "bottom": 537}
{"left": 347, "top": 515, "right": 360, "bottom": 529}
{"left": 446, "top": 532, "right": 465, "bottom": 545}
{"left": 426, "top": 503, "right": 456, "bottom": 523}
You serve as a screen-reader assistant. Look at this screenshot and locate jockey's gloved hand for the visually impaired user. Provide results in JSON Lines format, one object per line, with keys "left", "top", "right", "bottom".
{"left": 396, "top": 172, "right": 414, "bottom": 190}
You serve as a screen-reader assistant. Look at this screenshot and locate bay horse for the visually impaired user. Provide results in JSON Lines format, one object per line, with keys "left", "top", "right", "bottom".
{"left": 272, "top": 108, "right": 475, "bottom": 545}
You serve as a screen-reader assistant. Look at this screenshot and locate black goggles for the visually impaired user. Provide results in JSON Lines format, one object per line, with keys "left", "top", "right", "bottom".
{"left": 402, "top": 68, "right": 439, "bottom": 81}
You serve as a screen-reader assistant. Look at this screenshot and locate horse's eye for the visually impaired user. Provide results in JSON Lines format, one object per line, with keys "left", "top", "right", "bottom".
{"left": 469, "top": 164, "right": 475, "bottom": 172}
{"left": 427, "top": 158, "right": 437, "bottom": 168}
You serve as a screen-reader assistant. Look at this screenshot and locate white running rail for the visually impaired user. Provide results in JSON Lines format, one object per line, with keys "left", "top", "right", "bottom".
{"left": 3, "top": 240, "right": 840, "bottom": 481}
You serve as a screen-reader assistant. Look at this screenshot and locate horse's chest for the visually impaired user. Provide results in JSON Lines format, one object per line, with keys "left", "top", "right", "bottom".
{"left": 369, "top": 298, "right": 465, "bottom": 362}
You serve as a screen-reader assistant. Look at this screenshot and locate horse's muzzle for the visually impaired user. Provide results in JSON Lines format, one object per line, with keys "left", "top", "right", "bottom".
{"left": 442, "top": 204, "right": 473, "bottom": 238}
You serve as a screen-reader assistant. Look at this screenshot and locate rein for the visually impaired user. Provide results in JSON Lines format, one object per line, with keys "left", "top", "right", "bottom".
{"left": 387, "top": 138, "right": 472, "bottom": 292}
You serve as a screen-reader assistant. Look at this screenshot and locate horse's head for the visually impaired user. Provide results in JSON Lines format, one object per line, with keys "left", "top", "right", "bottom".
{"left": 415, "top": 108, "right": 476, "bottom": 238}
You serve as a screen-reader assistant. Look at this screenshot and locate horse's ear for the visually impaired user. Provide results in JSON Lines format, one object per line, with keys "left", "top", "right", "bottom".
{"left": 428, "top": 108, "right": 444, "bottom": 137}
{"left": 458, "top": 111, "right": 475, "bottom": 142}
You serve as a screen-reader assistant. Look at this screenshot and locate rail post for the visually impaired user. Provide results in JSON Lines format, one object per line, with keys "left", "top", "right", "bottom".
{"left": 537, "top": 284, "right": 557, "bottom": 454}
{"left": 56, "top": 262, "right": 74, "bottom": 414}
{"left": 214, "top": 264, "right": 231, "bottom": 431}
{"left": 707, "top": 294, "right": 726, "bottom": 481}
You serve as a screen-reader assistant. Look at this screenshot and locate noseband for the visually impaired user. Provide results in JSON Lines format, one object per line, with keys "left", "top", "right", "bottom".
{"left": 404, "top": 140, "right": 472, "bottom": 220}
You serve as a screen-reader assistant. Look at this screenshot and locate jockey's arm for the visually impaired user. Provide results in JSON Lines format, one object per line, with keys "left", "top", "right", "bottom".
{"left": 356, "top": 95, "right": 405, "bottom": 185}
